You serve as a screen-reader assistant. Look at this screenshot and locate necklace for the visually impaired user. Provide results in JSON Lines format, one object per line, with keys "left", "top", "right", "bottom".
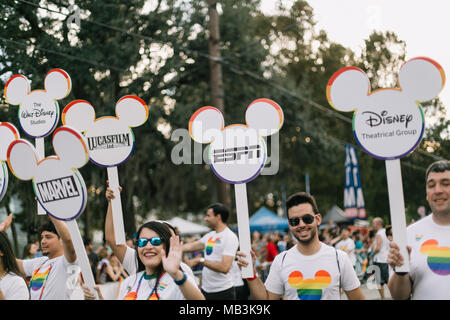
{"left": 0, "top": 270, "right": 8, "bottom": 280}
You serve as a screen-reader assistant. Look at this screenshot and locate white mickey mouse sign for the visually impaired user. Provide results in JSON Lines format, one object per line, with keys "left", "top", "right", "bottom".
{"left": 61, "top": 95, "right": 148, "bottom": 167}
{"left": 0, "top": 122, "right": 20, "bottom": 201}
{"left": 189, "top": 98, "right": 284, "bottom": 278}
{"left": 7, "top": 126, "right": 88, "bottom": 220}
{"left": 327, "top": 57, "right": 445, "bottom": 160}
{"left": 189, "top": 98, "right": 284, "bottom": 183}
{"left": 4, "top": 69, "right": 71, "bottom": 138}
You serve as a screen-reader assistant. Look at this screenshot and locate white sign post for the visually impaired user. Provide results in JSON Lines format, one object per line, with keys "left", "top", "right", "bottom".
{"left": 7, "top": 125, "right": 97, "bottom": 297}
{"left": 4, "top": 69, "right": 72, "bottom": 215}
{"left": 327, "top": 57, "right": 445, "bottom": 272}
{"left": 62, "top": 96, "right": 148, "bottom": 245}
{"left": 0, "top": 122, "right": 20, "bottom": 202}
{"left": 189, "top": 99, "right": 284, "bottom": 278}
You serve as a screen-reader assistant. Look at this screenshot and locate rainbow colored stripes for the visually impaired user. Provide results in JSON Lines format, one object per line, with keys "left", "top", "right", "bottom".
{"left": 29, "top": 267, "right": 51, "bottom": 291}
{"left": 288, "top": 270, "right": 332, "bottom": 300}
{"left": 420, "top": 239, "right": 450, "bottom": 276}
{"left": 206, "top": 237, "right": 220, "bottom": 255}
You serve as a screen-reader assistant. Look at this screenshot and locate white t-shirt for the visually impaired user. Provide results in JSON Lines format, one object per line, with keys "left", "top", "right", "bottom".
{"left": 122, "top": 246, "right": 195, "bottom": 279}
{"left": 200, "top": 227, "right": 239, "bottom": 293}
{"left": 117, "top": 270, "right": 197, "bottom": 300}
{"left": 405, "top": 215, "right": 450, "bottom": 300}
{"left": 265, "top": 243, "right": 360, "bottom": 300}
{"left": 230, "top": 260, "right": 244, "bottom": 287}
{"left": 23, "top": 255, "right": 76, "bottom": 300}
{"left": 0, "top": 272, "right": 29, "bottom": 300}
{"left": 373, "top": 228, "right": 390, "bottom": 263}
{"left": 335, "top": 238, "right": 356, "bottom": 266}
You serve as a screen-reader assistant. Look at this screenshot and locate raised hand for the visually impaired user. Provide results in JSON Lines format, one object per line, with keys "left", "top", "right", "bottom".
{"left": 161, "top": 235, "right": 183, "bottom": 278}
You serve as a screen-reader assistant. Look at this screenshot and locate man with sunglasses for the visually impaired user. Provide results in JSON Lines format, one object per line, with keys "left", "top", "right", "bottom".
{"left": 237, "top": 192, "right": 365, "bottom": 300}
{"left": 182, "top": 203, "right": 239, "bottom": 300}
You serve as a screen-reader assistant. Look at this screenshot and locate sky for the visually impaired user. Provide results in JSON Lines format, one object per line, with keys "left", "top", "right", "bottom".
{"left": 261, "top": 0, "right": 450, "bottom": 120}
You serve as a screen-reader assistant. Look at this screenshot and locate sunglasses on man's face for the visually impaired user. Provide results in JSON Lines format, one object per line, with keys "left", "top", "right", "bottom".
{"left": 136, "top": 237, "right": 163, "bottom": 248}
{"left": 288, "top": 214, "right": 316, "bottom": 227}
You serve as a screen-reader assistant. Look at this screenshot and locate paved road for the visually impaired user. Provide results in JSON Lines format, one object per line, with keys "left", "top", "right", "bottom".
{"left": 341, "top": 282, "right": 392, "bottom": 300}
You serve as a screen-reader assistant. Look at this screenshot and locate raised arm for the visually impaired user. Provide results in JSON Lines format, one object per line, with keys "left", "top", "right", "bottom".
{"left": 49, "top": 216, "right": 76, "bottom": 263}
{"left": 104, "top": 186, "right": 127, "bottom": 263}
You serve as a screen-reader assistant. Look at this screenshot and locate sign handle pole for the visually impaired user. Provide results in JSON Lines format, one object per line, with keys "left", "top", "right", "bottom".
{"left": 66, "top": 219, "right": 97, "bottom": 299}
{"left": 234, "top": 183, "right": 254, "bottom": 278}
{"left": 35, "top": 138, "right": 46, "bottom": 215}
{"left": 107, "top": 166, "right": 126, "bottom": 245}
{"left": 385, "top": 159, "right": 410, "bottom": 273}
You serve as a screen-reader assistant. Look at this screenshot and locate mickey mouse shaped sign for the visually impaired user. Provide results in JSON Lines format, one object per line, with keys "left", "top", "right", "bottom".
{"left": 4, "top": 69, "right": 72, "bottom": 215}
{"left": 0, "top": 122, "right": 20, "bottom": 202}
{"left": 189, "top": 98, "right": 284, "bottom": 277}
{"left": 7, "top": 126, "right": 97, "bottom": 297}
{"left": 62, "top": 96, "right": 148, "bottom": 245}
{"left": 327, "top": 57, "right": 445, "bottom": 272}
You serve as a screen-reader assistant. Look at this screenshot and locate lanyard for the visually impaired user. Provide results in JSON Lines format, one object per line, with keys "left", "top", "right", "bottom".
{"left": 126, "top": 271, "right": 165, "bottom": 300}
{"left": 30, "top": 261, "right": 53, "bottom": 300}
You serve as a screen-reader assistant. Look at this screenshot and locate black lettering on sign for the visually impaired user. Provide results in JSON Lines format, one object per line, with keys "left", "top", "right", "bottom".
{"left": 87, "top": 133, "right": 131, "bottom": 151}
{"left": 36, "top": 176, "right": 80, "bottom": 203}
{"left": 213, "top": 144, "right": 261, "bottom": 163}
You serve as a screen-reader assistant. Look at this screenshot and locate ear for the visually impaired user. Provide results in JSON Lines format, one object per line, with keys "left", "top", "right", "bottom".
{"left": 44, "top": 69, "right": 72, "bottom": 100}
{"left": 189, "top": 106, "right": 224, "bottom": 144}
{"left": 62, "top": 100, "right": 96, "bottom": 132}
{"left": 0, "top": 122, "right": 20, "bottom": 161}
{"left": 398, "top": 57, "right": 445, "bottom": 102}
{"left": 4, "top": 75, "right": 30, "bottom": 105}
{"left": 245, "top": 98, "right": 284, "bottom": 136}
{"left": 52, "top": 126, "right": 89, "bottom": 169}
{"left": 115, "top": 95, "right": 149, "bottom": 127}
{"left": 314, "top": 270, "right": 332, "bottom": 287}
{"left": 7, "top": 139, "right": 38, "bottom": 181}
{"left": 288, "top": 270, "right": 304, "bottom": 288}
{"left": 327, "top": 67, "right": 370, "bottom": 112}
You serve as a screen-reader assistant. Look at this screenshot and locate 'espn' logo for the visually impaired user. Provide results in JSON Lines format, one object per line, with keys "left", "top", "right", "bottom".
{"left": 213, "top": 144, "right": 261, "bottom": 164}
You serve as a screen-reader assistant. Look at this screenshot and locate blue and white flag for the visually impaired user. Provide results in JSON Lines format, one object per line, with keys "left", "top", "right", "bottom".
{"left": 344, "top": 144, "right": 366, "bottom": 220}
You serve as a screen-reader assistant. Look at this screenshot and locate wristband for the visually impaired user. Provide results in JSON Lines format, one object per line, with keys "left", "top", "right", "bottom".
{"left": 174, "top": 272, "right": 188, "bottom": 286}
{"left": 246, "top": 274, "right": 258, "bottom": 281}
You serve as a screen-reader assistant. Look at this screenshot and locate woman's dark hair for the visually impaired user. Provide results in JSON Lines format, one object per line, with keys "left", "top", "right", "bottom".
{"left": 0, "top": 232, "right": 25, "bottom": 278}
{"left": 22, "top": 243, "right": 33, "bottom": 259}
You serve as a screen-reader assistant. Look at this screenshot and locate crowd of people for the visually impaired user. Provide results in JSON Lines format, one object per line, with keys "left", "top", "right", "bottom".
{"left": 0, "top": 159, "right": 448, "bottom": 301}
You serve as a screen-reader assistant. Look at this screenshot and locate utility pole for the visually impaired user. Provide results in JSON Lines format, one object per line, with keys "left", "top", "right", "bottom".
{"left": 208, "top": 0, "right": 231, "bottom": 209}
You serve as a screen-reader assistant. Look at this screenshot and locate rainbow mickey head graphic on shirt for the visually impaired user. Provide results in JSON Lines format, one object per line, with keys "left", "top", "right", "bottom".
{"left": 288, "top": 270, "right": 332, "bottom": 300}
{"left": 206, "top": 237, "right": 221, "bottom": 255}
{"left": 420, "top": 239, "right": 450, "bottom": 276}
{"left": 29, "top": 266, "right": 52, "bottom": 291}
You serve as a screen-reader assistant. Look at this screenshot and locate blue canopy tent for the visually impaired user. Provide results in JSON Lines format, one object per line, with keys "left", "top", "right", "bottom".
{"left": 249, "top": 206, "right": 289, "bottom": 232}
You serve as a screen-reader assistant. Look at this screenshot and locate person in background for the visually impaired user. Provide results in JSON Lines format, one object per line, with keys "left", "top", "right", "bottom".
{"left": 22, "top": 241, "right": 39, "bottom": 260}
{"left": 372, "top": 217, "right": 390, "bottom": 300}
{"left": 334, "top": 227, "right": 357, "bottom": 269}
{"left": 0, "top": 216, "right": 29, "bottom": 300}
{"left": 84, "top": 238, "right": 99, "bottom": 280}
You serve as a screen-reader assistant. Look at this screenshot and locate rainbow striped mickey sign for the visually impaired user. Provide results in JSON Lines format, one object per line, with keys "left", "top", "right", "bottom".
{"left": 4, "top": 68, "right": 72, "bottom": 215}
{"left": 189, "top": 98, "right": 284, "bottom": 278}
{"left": 327, "top": 57, "right": 446, "bottom": 273}
{"left": 0, "top": 122, "right": 20, "bottom": 202}
{"left": 62, "top": 95, "right": 148, "bottom": 245}
{"left": 6, "top": 125, "right": 97, "bottom": 298}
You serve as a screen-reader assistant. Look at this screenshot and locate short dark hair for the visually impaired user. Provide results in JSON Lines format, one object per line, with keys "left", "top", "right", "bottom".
{"left": 286, "top": 192, "right": 319, "bottom": 218}
{"left": 208, "top": 203, "right": 230, "bottom": 223}
{"left": 38, "top": 220, "right": 59, "bottom": 238}
{"left": 426, "top": 160, "right": 450, "bottom": 181}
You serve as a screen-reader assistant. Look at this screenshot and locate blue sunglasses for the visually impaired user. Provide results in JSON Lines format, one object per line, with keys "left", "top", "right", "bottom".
{"left": 136, "top": 237, "right": 162, "bottom": 247}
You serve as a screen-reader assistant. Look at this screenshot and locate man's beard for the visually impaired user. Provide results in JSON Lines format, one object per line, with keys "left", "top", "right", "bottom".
{"left": 293, "top": 227, "right": 317, "bottom": 245}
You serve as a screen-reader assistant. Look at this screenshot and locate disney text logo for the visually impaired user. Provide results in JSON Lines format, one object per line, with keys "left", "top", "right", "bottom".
{"left": 21, "top": 107, "right": 55, "bottom": 119}
{"left": 362, "top": 110, "right": 413, "bottom": 129}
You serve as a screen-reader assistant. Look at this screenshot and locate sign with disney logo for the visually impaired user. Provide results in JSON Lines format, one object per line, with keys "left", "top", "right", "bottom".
{"left": 327, "top": 57, "right": 444, "bottom": 160}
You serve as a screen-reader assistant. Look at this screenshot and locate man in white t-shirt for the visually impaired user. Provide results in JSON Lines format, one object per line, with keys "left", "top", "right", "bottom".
{"left": 237, "top": 192, "right": 365, "bottom": 300}
{"left": 334, "top": 227, "right": 356, "bottom": 268}
{"left": 17, "top": 217, "right": 77, "bottom": 300}
{"left": 182, "top": 203, "right": 239, "bottom": 300}
{"left": 372, "top": 217, "right": 390, "bottom": 300}
{"left": 388, "top": 160, "right": 450, "bottom": 300}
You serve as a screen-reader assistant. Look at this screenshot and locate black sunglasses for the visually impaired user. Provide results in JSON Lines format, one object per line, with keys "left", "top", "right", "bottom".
{"left": 288, "top": 214, "right": 316, "bottom": 227}
{"left": 136, "top": 237, "right": 162, "bottom": 247}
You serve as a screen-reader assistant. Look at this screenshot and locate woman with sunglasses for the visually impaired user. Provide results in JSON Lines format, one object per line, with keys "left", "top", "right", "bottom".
{"left": 84, "top": 220, "right": 205, "bottom": 300}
